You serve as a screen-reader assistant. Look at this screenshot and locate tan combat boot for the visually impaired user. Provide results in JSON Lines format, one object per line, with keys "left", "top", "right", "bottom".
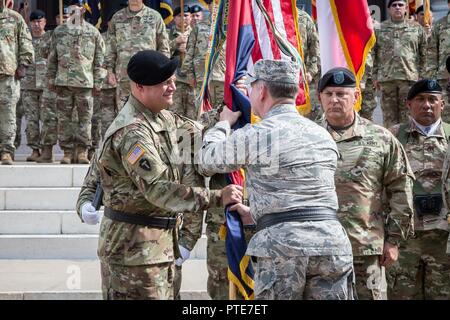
{"left": 36, "top": 146, "right": 54, "bottom": 163}
{"left": 61, "top": 149, "right": 73, "bottom": 164}
{"left": 26, "top": 149, "right": 41, "bottom": 162}
{"left": 1, "top": 153, "right": 13, "bottom": 165}
{"left": 76, "top": 146, "right": 90, "bottom": 164}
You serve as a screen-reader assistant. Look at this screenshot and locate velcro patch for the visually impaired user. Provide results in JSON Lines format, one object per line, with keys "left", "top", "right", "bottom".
{"left": 127, "top": 143, "right": 145, "bottom": 165}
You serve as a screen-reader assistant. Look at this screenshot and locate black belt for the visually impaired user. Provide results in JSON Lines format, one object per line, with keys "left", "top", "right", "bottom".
{"left": 105, "top": 207, "right": 178, "bottom": 229}
{"left": 256, "top": 208, "right": 338, "bottom": 232}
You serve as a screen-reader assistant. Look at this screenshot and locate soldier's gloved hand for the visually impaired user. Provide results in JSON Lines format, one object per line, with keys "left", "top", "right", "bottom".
{"left": 175, "top": 246, "right": 191, "bottom": 266}
{"left": 81, "top": 202, "right": 102, "bottom": 225}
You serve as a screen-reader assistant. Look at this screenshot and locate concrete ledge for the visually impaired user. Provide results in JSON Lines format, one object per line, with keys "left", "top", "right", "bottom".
{"left": 1, "top": 188, "right": 81, "bottom": 210}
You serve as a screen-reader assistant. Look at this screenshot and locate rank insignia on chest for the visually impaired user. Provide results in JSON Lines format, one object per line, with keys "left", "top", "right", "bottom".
{"left": 127, "top": 143, "right": 145, "bottom": 165}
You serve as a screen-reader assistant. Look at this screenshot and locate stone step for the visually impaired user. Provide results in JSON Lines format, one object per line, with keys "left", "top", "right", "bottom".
{"left": 0, "top": 234, "right": 207, "bottom": 260}
{"left": 0, "top": 259, "right": 209, "bottom": 300}
{"left": 0, "top": 210, "right": 99, "bottom": 235}
{"left": 0, "top": 187, "right": 81, "bottom": 210}
{"left": 0, "top": 164, "right": 88, "bottom": 188}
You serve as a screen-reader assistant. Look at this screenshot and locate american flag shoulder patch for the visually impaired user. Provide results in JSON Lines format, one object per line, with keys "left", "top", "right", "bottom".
{"left": 127, "top": 143, "right": 145, "bottom": 165}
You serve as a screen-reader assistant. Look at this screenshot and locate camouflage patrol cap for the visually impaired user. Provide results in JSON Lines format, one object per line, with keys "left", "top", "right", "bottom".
{"left": 407, "top": 79, "right": 442, "bottom": 100}
{"left": 246, "top": 59, "right": 300, "bottom": 85}
{"left": 318, "top": 67, "right": 356, "bottom": 92}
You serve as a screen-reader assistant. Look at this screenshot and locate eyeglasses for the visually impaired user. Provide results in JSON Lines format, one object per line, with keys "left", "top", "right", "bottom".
{"left": 391, "top": 3, "right": 405, "bottom": 8}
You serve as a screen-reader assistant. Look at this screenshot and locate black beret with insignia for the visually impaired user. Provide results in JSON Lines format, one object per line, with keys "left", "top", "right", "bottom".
{"left": 318, "top": 67, "right": 356, "bottom": 92}
{"left": 446, "top": 56, "right": 450, "bottom": 74}
{"left": 127, "top": 50, "right": 179, "bottom": 86}
{"left": 407, "top": 79, "right": 442, "bottom": 100}
{"left": 190, "top": 5, "right": 203, "bottom": 14}
{"left": 388, "top": 0, "right": 406, "bottom": 8}
{"left": 173, "top": 5, "right": 190, "bottom": 17}
{"left": 30, "top": 10, "right": 46, "bottom": 21}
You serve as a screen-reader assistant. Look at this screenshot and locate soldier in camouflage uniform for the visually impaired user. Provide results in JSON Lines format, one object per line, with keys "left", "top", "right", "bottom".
{"left": 425, "top": 7, "right": 450, "bottom": 122}
{"left": 319, "top": 67, "right": 415, "bottom": 300}
{"left": 373, "top": 0, "right": 427, "bottom": 128}
{"left": 15, "top": 96, "right": 23, "bottom": 150}
{"left": 297, "top": 8, "right": 321, "bottom": 121}
{"left": 387, "top": 79, "right": 450, "bottom": 299}
{"left": 180, "top": 0, "right": 225, "bottom": 117}
{"left": 105, "top": 0, "right": 170, "bottom": 111}
{"left": 76, "top": 50, "right": 242, "bottom": 300}
{"left": 0, "top": 1, "right": 34, "bottom": 165}
{"left": 20, "top": 10, "right": 51, "bottom": 162}
{"left": 359, "top": 53, "right": 377, "bottom": 121}
{"left": 168, "top": 5, "right": 196, "bottom": 119}
{"left": 47, "top": 3, "right": 105, "bottom": 164}
{"left": 198, "top": 59, "right": 355, "bottom": 300}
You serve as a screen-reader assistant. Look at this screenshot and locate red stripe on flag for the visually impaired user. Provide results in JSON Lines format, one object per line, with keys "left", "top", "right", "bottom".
{"left": 262, "top": 0, "right": 281, "bottom": 60}
{"left": 331, "top": 0, "right": 373, "bottom": 76}
{"left": 280, "top": 0, "right": 299, "bottom": 50}
{"left": 250, "top": 0, "right": 263, "bottom": 63}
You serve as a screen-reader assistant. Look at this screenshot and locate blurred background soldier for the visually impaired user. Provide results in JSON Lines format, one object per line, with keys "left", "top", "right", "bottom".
{"left": 415, "top": 5, "right": 434, "bottom": 38}
{"left": 319, "top": 68, "right": 414, "bottom": 300}
{"left": 20, "top": 10, "right": 51, "bottom": 162}
{"left": 426, "top": 1, "right": 450, "bottom": 122}
{"left": 169, "top": 5, "right": 195, "bottom": 119}
{"left": 373, "top": 0, "right": 427, "bottom": 128}
{"left": 105, "top": 0, "right": 170, "bottom": 111}
{"left": 190, "top": 4, "right": 203, "bottom": 27}
{"left": 47, "top": 1, "right": 105, "bottom": 164}
{"left": 388, "top": 79, "right": 450, "bottom": 299}
{"left": 0, "top": 0, "right": 34, "bottom": 165}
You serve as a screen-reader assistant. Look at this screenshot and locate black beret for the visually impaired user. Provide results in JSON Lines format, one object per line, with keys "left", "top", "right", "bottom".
{"left": 407, "top": 79, "right": 442, "bottom": 100}
{"left": 415, "top": 5, "right": 434, "bottom": 14}
{"left": 446, "top": 56, "right": 450, "bottom": 73}
{"left": 318, "top": 67, "right": 356, "bottom": 92}
{"left": 190, "top": 5, "right": 203, "bottom": 13}
{"left": 203, "top": 0, "right": 213, "bottom": 4}
{"left": 69, "top": 0, "right": 84, "bottom": 6}
{"left": 388, "top": 0, "right": 406, "bottom": 8}
{"left": 127, "top": 50, "right": 179, "bottom": 86}
{"left": 30, "top": 10, "right": 45, "bottom": 21}
{"left": 173, "top": 5, "right": 190, "bottom": 17}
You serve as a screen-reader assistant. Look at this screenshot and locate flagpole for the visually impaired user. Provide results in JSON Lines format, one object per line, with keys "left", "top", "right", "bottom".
{"left": 59, "top": 0, "right": 63, "bottom": 25}
{"left": 229, "top": 280, "right": 237, "bottom": 300}
{"left": 180, "top": 0, "right": 185, "bottom": 61}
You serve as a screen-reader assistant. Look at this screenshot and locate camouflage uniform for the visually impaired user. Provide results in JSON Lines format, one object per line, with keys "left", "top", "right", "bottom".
{"left": 168, "top": 25, "right": 196, "bottom": 119}
{"left": 0, "top": 6, "right": 34, "bottom": 157}
{"left": 76, "top": 95, "right": 219, "bottom": 300}
{"left": 359, "top": 53, "right": 376, "bottom": 121}
{"left": 38, "top": 30, "right": 58, "bottom": 151}
{"left": 105, "top": 6, "right": 170, "bottom": 110}
{"left": 297, "top": 9, "right": 321, "bottom": 121}
{"left": 15, "top": 96, "right": 23, "bottom": 149}
{"left": 199, "top": 101, "right": 354, "bottom": 300}
{"left": 373, "top": 19, "right": 427, "bottom": 128}
{"left": 20, "top": 32, "right": 53, "bottom": 151}
{"left": 180, "top": 19, "right": 226, "bottom": 116}
{"left": 387, "top": 120, "right": 450, "bottom": 299}
{"left": 426, "top": 13, "right": 450, "bottom": 122}
{"left": 47, "top": 21, "right": 105, "bottom": 153}
{"left": 322, "top": 113, "right": 415, "bottom": 300}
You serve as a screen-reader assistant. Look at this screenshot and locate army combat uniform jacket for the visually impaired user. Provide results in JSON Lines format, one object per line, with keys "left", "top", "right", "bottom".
{"left": 323, "top": 114, "right": 414, "bottom": 256}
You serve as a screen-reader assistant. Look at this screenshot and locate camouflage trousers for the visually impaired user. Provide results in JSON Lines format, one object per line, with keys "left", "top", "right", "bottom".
{"left": 22, "top": 89, "right": 43, "bottom": 150}
{"left": 100, "top": 260, "right": 175, "bottom": 300}
{"left": 380, "top": 80, "right": 415, "bottom": 128}
{"left": 387, "top": 229, "right": 450, "bottom": 300}
{"left": 91, "top": 94, "right": 102, "bottom": 150}
{"left": 117, "top": 81, "right": 130, "bottom": 111}
{"left": 359, "top": 80, "right": 377, "bottom": 121}
{"left": 15, "top": 95, "right": 23, "bottom": 149}
{"left": 56, "top": 86, "right": 93, "bottom": 150}
{"left": 254, "top": 254, "right": 355, "bottom": 300}
{"left": 353, "top": 255, "right": 384, "bottom": 300}
{"left": 209, "top": 80, "right": 225, "bottom": 109}
{"left": 101, "top": 88, "right": 118, "bottom": 138}
{"left": 171, "top": 81, "right": 196, "bottom": 120}
{"left": 438, "top": 79, "right": 450, "bottom": 123}
{"left": 0, "top": 75, "right": 20, "bottom": 155}
{"left": 40, "top": 89, "right": 58, "bottom": 147}
{"left": 306, "top": 80, "right": 323, "bottom": 123}
{"left": 206, "top": 219, "right": 255, "bottom": 300}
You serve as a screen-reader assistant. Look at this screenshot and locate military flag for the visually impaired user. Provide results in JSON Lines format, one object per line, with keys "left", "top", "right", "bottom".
{"left": 146, "top": 0, "right": 174, "bottom": 24}
{"left": 84, "top": 0, "right": 101, "bottom": 28}
{"left": 316, "top": 0, "right": 375, "bottom": 111}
